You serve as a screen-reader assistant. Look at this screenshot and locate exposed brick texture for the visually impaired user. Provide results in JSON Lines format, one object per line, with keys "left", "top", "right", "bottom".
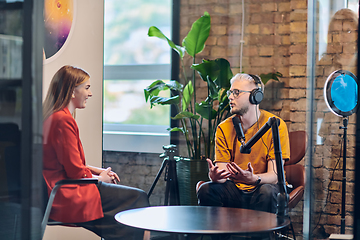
{"left": 312, "top": 7, "right": 357, "bottom": 237}
{"left": 103, "top": 151, "right": 167, "bottom": 206}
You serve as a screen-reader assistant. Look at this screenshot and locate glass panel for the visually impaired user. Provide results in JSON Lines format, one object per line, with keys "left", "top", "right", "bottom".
{"left": 0, "top": 0, "right": 43, "bottom": 239}
{"left": 309, "top": 0, "right": 358, "bottom": 237}
{"left": 0, "top": 1, "right": 23, "bottom": 238}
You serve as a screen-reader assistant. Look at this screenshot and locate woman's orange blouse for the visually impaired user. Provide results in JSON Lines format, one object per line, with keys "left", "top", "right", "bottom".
{"left": 43, "top": 107, "right": 103, "bottom": 223}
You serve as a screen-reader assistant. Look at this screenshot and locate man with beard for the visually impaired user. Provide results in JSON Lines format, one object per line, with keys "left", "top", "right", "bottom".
{"left": 197, "top": 73, "right": 290, "bottom": 214}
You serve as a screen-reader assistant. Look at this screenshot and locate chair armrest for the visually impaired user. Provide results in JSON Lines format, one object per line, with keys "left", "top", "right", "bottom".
{"left": 196, "top": 181, "right": 206, "bottom": 193}
{"left": 55, "top": 178, "right": 99, "bottom": 186}
{"left": 288, "top": 185, "right": 304, "bottom": 209}
{"left": 285, "top": 164, "right": 305, "bottom": 210}
{"left": 41, "top": 178, "right": 98, "bottom": 238}
{"left": 284, "top": 164, "right": 305, "bottom": 189}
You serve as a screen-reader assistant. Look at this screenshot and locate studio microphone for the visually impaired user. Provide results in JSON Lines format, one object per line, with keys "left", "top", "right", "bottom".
{"left": 232, "top": 116, "right": 246, "bottom": 147}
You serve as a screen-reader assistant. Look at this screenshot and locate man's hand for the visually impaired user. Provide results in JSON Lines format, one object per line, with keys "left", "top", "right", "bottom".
{"left": 207, "top": 158, "right": 231, "bottom": 183}
{"left": 226, "top": 162, "right": 258, "bottom": 184}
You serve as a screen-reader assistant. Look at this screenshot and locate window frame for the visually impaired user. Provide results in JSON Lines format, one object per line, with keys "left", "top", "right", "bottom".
{"left": 102, "top": 0, "right": 180, "bottom": 153}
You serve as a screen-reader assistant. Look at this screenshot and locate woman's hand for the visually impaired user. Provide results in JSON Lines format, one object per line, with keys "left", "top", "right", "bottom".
{"left": 98, "top": 167, "right": 116, "bottom": 184}
{"left": 88, "top": 165, "right": 120, "bottom": 184}
{"left": 108, "top": 170, "right": 120, "bottom": 184}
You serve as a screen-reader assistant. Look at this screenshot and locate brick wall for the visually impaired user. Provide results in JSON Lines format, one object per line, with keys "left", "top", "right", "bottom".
{"left": 312, "top": 8, "right": 357, "bottom": 236}
{"left": 103, "top": 151, "right": 167, "bottom": 206}
{"left": 103, "top": 0, "right": 357, "bottom": 238}
{"left": 177, "top": 0, "right": 356, "bottom": 238}
{"left": 177, "top": 1, "right": 307, "bottom": 237}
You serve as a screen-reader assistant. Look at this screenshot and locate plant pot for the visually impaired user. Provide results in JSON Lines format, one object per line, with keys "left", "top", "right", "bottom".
{"left": 176, "top": 158, "right": 208, "bottom": 205}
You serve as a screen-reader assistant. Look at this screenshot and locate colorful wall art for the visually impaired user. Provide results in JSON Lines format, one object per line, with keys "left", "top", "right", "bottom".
{"left": 44, "top": 0, "right": 74, "bottom": 59}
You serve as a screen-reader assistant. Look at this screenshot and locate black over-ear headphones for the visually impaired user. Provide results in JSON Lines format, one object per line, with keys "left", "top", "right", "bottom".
{"left": 248, "top": 74, "right": 264, "bottom": 105}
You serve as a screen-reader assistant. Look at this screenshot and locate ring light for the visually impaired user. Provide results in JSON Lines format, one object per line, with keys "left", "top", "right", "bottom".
{"left": 323, "top": 70, "right": 358, "bottom": 234}
{"left": 324, "top": 70, "right": 358, "bottom": 117}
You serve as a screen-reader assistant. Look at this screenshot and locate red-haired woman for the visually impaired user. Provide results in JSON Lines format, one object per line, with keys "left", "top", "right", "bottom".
{"left": 43, "top": 65, "right": 149, "bottom": 239}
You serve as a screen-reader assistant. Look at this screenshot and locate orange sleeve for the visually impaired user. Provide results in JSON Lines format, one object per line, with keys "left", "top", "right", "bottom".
{"left": 214, "top": 121, "right": 235, "bottom": 163}
{"left": 52, "top": 116, "right": 92, "bottom": 179}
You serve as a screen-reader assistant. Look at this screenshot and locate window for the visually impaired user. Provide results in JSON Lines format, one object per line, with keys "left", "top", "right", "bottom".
{"left": 103, "top": 0, "right": 172, "bottom": 153}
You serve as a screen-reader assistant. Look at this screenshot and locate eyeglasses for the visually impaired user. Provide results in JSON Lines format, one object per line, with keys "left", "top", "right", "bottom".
{"left": 226, "top": 89, "right": 251, "bottom": 98}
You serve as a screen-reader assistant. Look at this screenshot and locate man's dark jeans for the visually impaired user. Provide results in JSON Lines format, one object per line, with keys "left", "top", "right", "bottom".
{"left": 197, "top": 180, "right": 279, "bottom": 213}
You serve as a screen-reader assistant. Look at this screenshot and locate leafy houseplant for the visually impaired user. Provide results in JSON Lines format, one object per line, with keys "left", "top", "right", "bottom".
{"left": 144, "top": 12, "right": 233, "bottom": 161}
{"left": 144, "top": 12, "right": 282, "bottom": 161}
{"left": 144, "top": 12, "right": 282, "bottom": 205}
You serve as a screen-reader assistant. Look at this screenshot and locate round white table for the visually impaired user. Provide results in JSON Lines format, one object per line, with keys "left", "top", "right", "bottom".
{"left": 115, "top": 206, "right": 290, "bottom": 238}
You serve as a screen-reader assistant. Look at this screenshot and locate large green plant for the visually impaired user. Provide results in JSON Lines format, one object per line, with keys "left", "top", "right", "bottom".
{"left": 144, "top": 12, "right": 233, "bottom": 160}
{"left": 144, "top": 12, "right": 282, "bottom": 160}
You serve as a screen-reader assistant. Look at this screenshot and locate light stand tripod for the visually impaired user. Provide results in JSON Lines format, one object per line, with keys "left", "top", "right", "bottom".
{"left": 340, "top": 117, "right": 348, "bottom": 234}
{"left": 148, "top": 145, "right": 180, "bottom": 206}
{"left": 323, "top": 70, "right": 358, "bottom": 235}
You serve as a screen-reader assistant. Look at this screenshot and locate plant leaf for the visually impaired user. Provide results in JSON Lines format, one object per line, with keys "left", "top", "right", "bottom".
{"left": 195, "top": 101, "right": 217, "bottom": 120}
{"left": 191, "top": 59, "right": 219, "bottom": 83}
{"left": 191, "top": 58, "right": 232, "bottom": 97}
{"left": 166, "top": 80, "right": 184, "bottom": 92}
{"left": 182, "top": 81, "right": 194, "bottom": 111}
{"left": 144, "top": 80, "right": 183, "bottom": 102}
{"left": 218, "top": 90, "right": 230, "bottom": 112}
{"left": 182, "top": 12, "right": 211, "bottom": 57}
{"left": 144, "top": 80, "right": 166, "bottom": 102}
{"left": 172, "top": 111, "right": 200, "bottom": 120}
{"left": 218, "top": 88, "right": 228, "bottom": 103}
{"left": 145, "top": 80, "right": 168, "bottom": 94}
{"left": 144, "top": 89, "right": 151, "bottom": 102}
{"left": 259, "top": 72, "right": 283, "bottom": 85}
{"left": 214, "top": 58, "right": 233, "bottom": 89}
{"left": 149, "top": 95, "right": 179, "bottom": 108}
{"left": 207, "top": 75, "right": 218, "bottom": 100}
{"left": 191, "top": 59, "right": 219, "bottom": 99}
{"left": 148, "top": 26, "right": 185, "bottom": 58}
{"left": 168, "top": 127, "right": 185, "bottom": 134}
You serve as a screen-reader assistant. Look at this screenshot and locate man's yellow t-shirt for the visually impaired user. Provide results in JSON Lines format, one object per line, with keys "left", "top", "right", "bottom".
{"left": 214, "top": 110, "right": 290, "bottom": 191}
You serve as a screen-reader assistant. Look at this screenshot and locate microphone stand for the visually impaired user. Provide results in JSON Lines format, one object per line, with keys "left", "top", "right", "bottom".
{"left": 240, "top": 117, "right": 289, "bottom": 217}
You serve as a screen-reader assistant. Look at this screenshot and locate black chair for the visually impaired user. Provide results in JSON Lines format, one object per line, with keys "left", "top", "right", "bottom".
{"left": 41, "top": 178, "right": 98, "bottom": 238}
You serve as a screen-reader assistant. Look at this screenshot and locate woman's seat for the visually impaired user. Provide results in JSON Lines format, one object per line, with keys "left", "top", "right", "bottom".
{"left": 41, "top": 178, "right": 98, "bottom": 238}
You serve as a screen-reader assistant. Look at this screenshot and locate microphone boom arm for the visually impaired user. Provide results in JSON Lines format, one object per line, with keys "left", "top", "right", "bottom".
{"left": 239, "top": 117, "right": 277, "bottom": 154}
{"left": 239, "top": 116, "right": 288, "bottom": 217}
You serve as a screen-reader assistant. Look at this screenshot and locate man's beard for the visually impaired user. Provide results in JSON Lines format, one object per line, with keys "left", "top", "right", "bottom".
{"left": 230, "top": 106, "right": 249, "bottom": 116}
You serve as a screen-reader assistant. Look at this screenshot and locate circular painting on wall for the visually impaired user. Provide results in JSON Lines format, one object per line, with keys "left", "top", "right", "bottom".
{"left": 44, "top": 0, "right": 74, "bottom": 60}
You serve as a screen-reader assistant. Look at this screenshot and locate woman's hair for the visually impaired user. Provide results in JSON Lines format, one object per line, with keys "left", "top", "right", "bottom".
{"left": 43, "top": 65, "right": 90, "bottom": 120}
